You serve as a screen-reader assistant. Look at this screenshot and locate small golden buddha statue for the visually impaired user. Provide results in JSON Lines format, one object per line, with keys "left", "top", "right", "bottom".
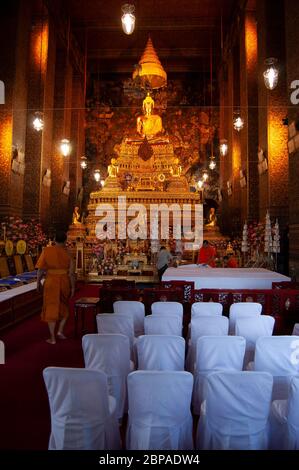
{"left": 72, "top": 206, "right": 81, "bottom": 225}
{"left": 137, "top": 93, "right": 163, "bottom": 138}
{"left": 108, "top": 158, "right": 118, "bottom": 177}
{"left": 205, "top": 207, "right": 217, "bottom": 227}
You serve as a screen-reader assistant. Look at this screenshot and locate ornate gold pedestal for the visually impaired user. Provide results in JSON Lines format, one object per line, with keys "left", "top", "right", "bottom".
{"left": 70, "top": 95, "right": 203, "bottom": 278}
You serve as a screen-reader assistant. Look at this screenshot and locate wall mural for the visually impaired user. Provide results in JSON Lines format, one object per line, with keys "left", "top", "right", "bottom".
{"left": 84, "top": 77, "right": 220, "bottom": 206}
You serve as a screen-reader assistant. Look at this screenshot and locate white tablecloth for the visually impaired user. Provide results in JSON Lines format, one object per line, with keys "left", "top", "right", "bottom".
{"left": 0, "top": 282, "right": 37, "bottom": 302}
{"left": 162, "top": 267, "right": 290, "bottom": 290}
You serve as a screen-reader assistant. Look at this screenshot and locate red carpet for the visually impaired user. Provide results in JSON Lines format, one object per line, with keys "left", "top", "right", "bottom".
{"left": 0, "top": 284, "right": 100, "bottom": 450}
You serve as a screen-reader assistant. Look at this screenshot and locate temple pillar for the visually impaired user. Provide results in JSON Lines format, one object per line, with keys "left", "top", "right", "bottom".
{"left": 39, "top": 18, "right": 57, "bottom": 230}
{"left": 69, "top": 74, "right": 85, "bottom": 218}
{"left": 285, "top": 0, "right": 299, "bottom": 277}
{"left": 219, "top": 54, "right": 233, "bottom": 234}
{"left": 0, "top": 1, "right": 31, "bottom": 217}
{"left": 239, "top": 4, "right": 259, "bottom": 223}
{"left": 50, "top": 47, "right": 73, "bottom": 231}
{"left": 231, "top": 42, "right": 242, "bottom": 232}
{"left": 257, "top": 0, "right": 288, "bottom": 224}
{"left": 23, "top": 12, "right": 49, "bottom": 220}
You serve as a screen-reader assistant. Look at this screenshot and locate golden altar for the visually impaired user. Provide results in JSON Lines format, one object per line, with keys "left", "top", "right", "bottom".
{"left": 68, "top": 39, "right": 203, "bottom": 278}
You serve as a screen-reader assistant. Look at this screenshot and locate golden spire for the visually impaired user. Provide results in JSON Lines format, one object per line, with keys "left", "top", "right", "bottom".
{"left": 133, "top": 37, "right": 167, "bottom": 90}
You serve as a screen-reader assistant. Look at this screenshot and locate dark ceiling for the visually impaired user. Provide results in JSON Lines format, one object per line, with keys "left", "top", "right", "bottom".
{"left": 66, "top": 0, "right": 237, "bottom": 75}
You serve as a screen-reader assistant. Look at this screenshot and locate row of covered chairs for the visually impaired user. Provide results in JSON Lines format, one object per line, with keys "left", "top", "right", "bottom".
{"left": 113, "top": 299, "right": 265, "bottom": 333}
{"left": 82, "top": 332, "right": 299, "bottom": 417}
{"left": 43, "top": 365, "right": 299, "bottom": 450}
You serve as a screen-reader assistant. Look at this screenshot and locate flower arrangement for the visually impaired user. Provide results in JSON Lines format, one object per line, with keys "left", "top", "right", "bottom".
{"left": 1, "top": 216, "right": 47, "bottom": 253}
{"left": 92, "top": 241, "right": 104, "bottom": 261}
{"left": 247, "top": 222, "right": 265, "bottom": 255}
{"left": 99, "top": 257, "right": 115, "bottom": 275}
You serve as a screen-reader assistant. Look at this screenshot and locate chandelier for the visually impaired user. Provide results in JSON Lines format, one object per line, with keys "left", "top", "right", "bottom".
{"left": 94, "top": 169, "right": 101, "bottom": 182}
{"left": 202, "top": 170, "right": 209, "bottom": 181}
{"left": 263, "top": 58, "right": 279, "bottom": 90}
{"left": 80, "top": 156, "right": 88, "bottom": 170}
{"left": 33, "top": 111, "right": 44, "bottom": 132}
{"left": 121, "top": 4, "right": 135, "bottom": 35}
{"left": 233, "top": 112, "right": 244, "bottom": 132}
{"left": 60, "top": 139, "right": 71, "bottom": 157}
{"left": 209, "top": 156, "right": 216, "bottom": 170}
{"left": 220, "top": 139, "right": 228, "bottom": 156}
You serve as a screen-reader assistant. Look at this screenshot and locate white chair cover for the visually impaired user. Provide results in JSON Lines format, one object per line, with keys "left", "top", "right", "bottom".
{"left": 192, "top": 336, "right": 246, "bottom": 414}
{"left": 96, "top": 313, "right": 136, "bottom": 362}
{"left": 292, "top": 324, "right": 299, "bottom": 336}
{"left": 251, "top": 336, "right": 299, "bottom": 400}
{"left": 196, "top": 371, "right": 273, "bottom": 450}
{"left": 270, "top": 375, "right": 299, "bottom": 449}
{"left": 97, "top": 312, "right": 135, "bottom": 341}
{"left": 151, "top": 302, "right": 183, "bottom": 323}
{"left": 126, "top": 370, "right": 194, "bottom": 450}
{"left": 136, "top": 335, "right": 185, "bottom": 371}
{"left": 235, "top": 315, "right": 275, "bottom": 368}
{"left": 113, "top": 301, "right": 145, "bottom": 337}
{"left": 144, "top": 315, "right": 182, "bottom": 336}
{"left": 191, "top": 302, "right": 223, "bottom": 317}
{"left": 43, "top": 367, "right": 121, "bottom": 450}
{"left": 82, "top": 334, "right": 131, "bottom": 420}
{"left": 229, "top": 302, "right": 262, "bottom": 335}
{"left": 186, "top": 316, "right": 229, "bottom": 372}
{"left": 187, "top": 302, "right": 223, "bottom": 342}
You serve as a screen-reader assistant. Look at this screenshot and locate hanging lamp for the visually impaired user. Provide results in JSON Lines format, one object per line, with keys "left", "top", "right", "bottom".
{"left": 121, "top": 4, "right": 136, "bottom": 35}
{"left": 263, "top": 58, "right": 279, "bottom": 90}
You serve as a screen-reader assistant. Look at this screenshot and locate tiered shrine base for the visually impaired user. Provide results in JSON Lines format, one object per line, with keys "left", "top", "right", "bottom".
{"left": 68, "top": 189, "right": 204, "bottom": 281}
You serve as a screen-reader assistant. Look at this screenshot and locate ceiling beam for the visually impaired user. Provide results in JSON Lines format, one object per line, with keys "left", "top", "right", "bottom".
{"left": 72, "top": 16, "right": 221, "bottom": 32}
{"left": 87, "top": 47, "right": 221, "bottom": 60}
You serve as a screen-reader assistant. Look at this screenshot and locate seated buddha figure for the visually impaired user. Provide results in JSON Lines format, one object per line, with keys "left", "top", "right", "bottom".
{"left": 137, "top": 93, "right": 163, "bottom": 138}
{"left": 205, "top": 207, "right": 217, "bottom": 227}
{"left": 107, "top": 158, "right": 118, "bottom": 177}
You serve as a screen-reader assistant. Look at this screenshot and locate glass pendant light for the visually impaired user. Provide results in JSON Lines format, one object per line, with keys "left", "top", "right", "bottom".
{"left": 33, "top": 111, "right": 44, "bottom": 132}
{"left": 80, "top": 156, "right": 88, "bottom": 170}
{"left": 220, "top": 139, "right": 228, "bottom": 156}
{"left": 263, "top": 58, "right": 278, "bottom": 90}
{"left": 121, "top": 4, "right": 135, "bottom": 35}
{"left": 60, "top": 139, "right": 71, "bottom": 157}
{"left": 94, "top": 169, "right": 101, "bottom": 182}
{"left": 233, "top": 112, "right": 244, "bottom": 132}
{"left": 209, "top": 156, "right": 216, "bottom": 170}
{"left": 202, "top": 170, "right": 209, "bottom": 181}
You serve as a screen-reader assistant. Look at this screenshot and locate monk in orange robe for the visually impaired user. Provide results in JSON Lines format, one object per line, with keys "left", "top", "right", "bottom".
{"left": 197, "top": 240, "right": 216, "bottom": 267}
{"left": 36, "top": 231, "right": 75, "bottom": 344}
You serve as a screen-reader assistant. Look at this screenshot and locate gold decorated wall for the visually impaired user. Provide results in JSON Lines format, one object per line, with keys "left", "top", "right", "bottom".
{"left": 84, "top": 77, "right": 220, "bottom": 207}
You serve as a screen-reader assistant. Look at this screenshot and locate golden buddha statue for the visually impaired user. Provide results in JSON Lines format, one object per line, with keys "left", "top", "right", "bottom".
{"left": 205, "top": 207, "right": 217, "bottom": 227}
{"left": 108, "top": 158, "right": 118, "bottom": 177}
{"left": 72, "top": 206, "right": 81, "bottom": 225}
{"left": 137, "top": 93, "right": 163, "bottom": 138}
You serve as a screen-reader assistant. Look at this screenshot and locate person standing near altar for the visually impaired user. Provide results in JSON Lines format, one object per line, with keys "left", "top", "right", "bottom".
{"left": 36, "top": 231, "right": 75, "bottom": 344}
{"left": 197, "top": 240, "right": 216, "bottom": 267}
{"left": 157, "top": 246, "right": 173, "bottom": 281}
{"left": 175, "top": 238, "right": 183, "bottom": 261}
